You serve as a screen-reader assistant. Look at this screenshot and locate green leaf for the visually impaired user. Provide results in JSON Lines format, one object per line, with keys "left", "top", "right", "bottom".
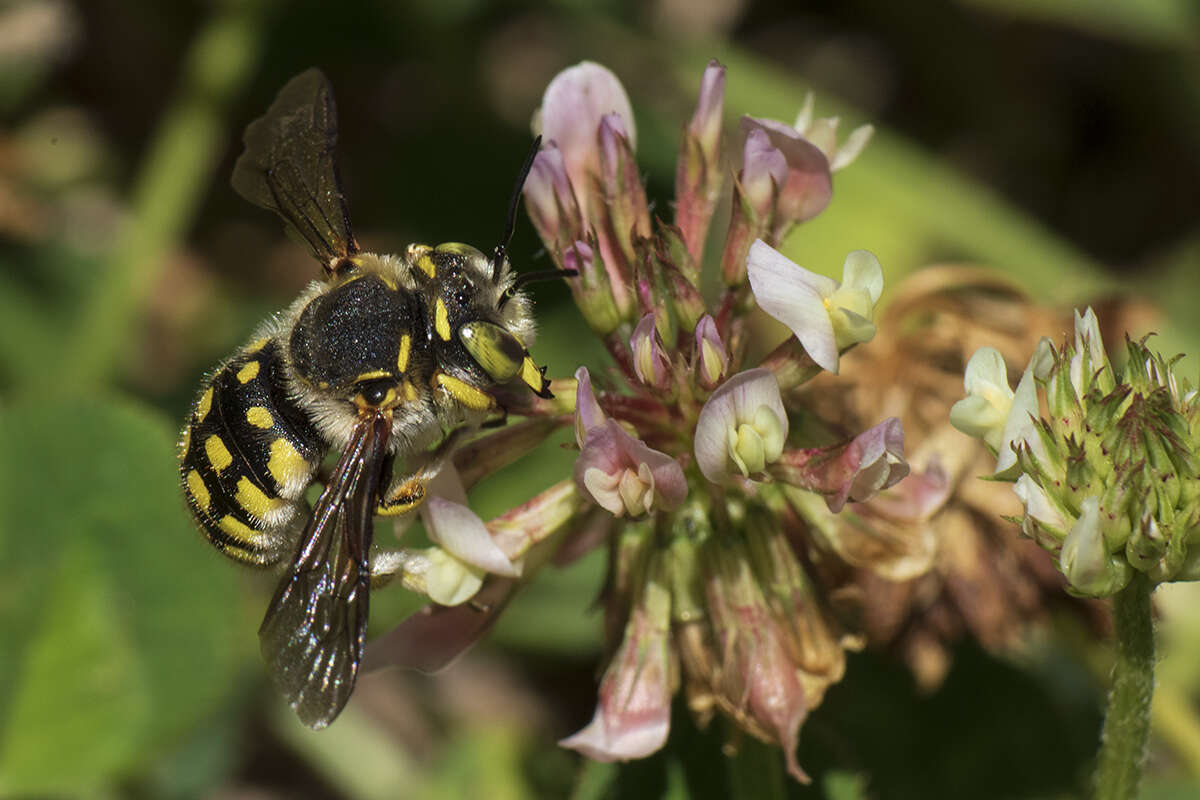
{"left": 0, "top": 395, "right": 245, "bottom": 795}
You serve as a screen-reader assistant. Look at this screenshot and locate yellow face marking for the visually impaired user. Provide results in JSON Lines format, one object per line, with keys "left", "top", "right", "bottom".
{"left": 218, "top": 514, "right": 258, "bottom": 542}
{"left": 520, "top": 357, "right": 544, "bottom": 392}
{"left": 196, "top": 387, "right": 213, "bottom": 422}
{"left": 399, "top": 380, "right": 419, "bottom": 403}
{"left": 354, "top": 370, "right": 392, "bottom": 383}
{"left": 245, "top": 337, "right": 270, "bottom": 353}
{"left": 186, "top": 469, "right": 211, "bottom": 510}
{"left": 416, "top": 254, "right": 436, "bottom": 278}
{"left": 235, "top": 477, "right": 284, "bottom": 521}
{"left": 267, "top": 438, "right": 310, "bottom": 490}
{"left": 205, "top": 435, "right": 233, "bottom": 474}
{"left": 246, "top": 406, "right": 274, "bottom": 429}
{"left": 397, "top": 333, "right": 411, "bottom": 373}
{"left": 435, "top": 298, "right": 451, "bottom": 341}
{"left": 435, "top": 373, "right": 493, "bottom": 411}
{"left": 237, "top": 361, "right": 260, "bottom": 383}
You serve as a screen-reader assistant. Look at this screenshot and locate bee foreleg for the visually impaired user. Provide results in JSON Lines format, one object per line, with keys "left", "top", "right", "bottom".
{"left": 375, "top": 426, "right": 476, "bottom": 516}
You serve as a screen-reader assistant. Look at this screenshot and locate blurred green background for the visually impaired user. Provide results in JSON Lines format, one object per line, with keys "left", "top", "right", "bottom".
{"left": 1, "top": 0, "right": 1198, "bottom": 797}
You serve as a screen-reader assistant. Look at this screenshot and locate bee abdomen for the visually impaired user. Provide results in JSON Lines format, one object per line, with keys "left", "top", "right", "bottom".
{"left": 180, "top": 336, "right": 326, "bottom": 566}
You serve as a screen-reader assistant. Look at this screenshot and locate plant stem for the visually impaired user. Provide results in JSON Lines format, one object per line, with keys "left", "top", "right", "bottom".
{"left": 64, "top": 0, "right": 268, "bottom": 387}
{"left": 1094, "top": 574, "right": 1155, "bottom": 800}
{"left": 725, "top": 726, "right": 785, "bottom": 800}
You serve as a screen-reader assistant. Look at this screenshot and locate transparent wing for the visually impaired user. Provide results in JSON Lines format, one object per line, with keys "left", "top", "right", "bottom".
{"left": 232, "top": 68, "right": 359, "bottom": 269}
{"left": 259, "top": 414, "right": 390, "bottom": 729}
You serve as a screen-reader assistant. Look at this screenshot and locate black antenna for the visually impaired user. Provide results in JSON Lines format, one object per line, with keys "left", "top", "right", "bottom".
{"left": 497, "top": 267, "right": 578, "bottom": 310}
{"left": 491, "top": 135, "right": 543, "bottom": 283}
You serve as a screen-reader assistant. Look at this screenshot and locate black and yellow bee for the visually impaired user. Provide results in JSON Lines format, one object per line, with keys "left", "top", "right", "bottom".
{"left": 178, "top": 69, "right": 567, "bottom": 728}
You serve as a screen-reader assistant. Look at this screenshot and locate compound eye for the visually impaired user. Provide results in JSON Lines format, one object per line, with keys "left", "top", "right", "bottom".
{"left": 458, "top": 320, "right": 525, "bottom": 382}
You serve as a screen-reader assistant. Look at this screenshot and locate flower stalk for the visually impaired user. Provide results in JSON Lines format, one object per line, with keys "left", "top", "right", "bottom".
{"left": 1094, "top": 574, "right": 1155, "bottom": 800}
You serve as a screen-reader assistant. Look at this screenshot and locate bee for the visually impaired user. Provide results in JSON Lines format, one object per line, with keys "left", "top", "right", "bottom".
{"left": 179, "top": 69, "right": 569, "bottom": 728}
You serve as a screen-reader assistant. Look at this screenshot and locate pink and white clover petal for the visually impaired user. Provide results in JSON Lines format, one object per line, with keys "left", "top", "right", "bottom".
{"left": 741, "top": 128, "right": 789, "bottom": 215}
{"left": 575, "top": 420, "right": 686, "bottom": 516}
{"left": 694, "top": 314, "right": 729, "bottom": 387}
{"left": 423, "top": 495, "right": 521, "bottom": 578}
{"left": 746, "top": 239, "right": 839, "bottom": 372}
{"left": 741, "top": 116, "right": 832, "bottom": 224}
{"left": 823, "top": 417, "right": 908, "bottom": 513}
{"left": 574, "top": 366, "right": 607, "bottom": 447}
{"left": 560, "top": 581, "right": 672, "bottom": 762}
{"left": 689, "top": 59, "right": 726, "bottom": 158}
{"left": 695, "top": 368, "right": 788, "bottom": 483}
{"left": 631, "top": 313, "right": 670, "bottom": 389}
{"left": 537, "top": 62, "right": 636, "bottom": 220}
{"left": 523, "top": 145, "right": 583, "bottom": 251}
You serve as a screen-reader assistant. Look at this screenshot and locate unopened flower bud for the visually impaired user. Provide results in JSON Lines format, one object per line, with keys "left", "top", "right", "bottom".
{"left": 631, "top": 313, "right": 672, "bottom": 390}
{"left": 675, "top": 59, "right": 726, "bottom": 261}
{"left": 694, "top": 315, "right": 728, "bottom": 390}
{"left": 599, "top": 113, "right": 651, "bottom": 264}
{"left": 565, "top": 240, "right": 622, "bottom": 335}
{"left": 1060, "top": 496, "right": 1131, "bottom": 596}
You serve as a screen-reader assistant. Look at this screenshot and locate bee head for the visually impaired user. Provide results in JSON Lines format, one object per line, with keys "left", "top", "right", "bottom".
{"left": 404, "top": 242, "right": 552, "bottom": 398}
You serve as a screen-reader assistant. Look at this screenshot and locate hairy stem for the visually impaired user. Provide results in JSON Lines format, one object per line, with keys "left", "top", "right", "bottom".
{"left": 1094, "top": 574, "right": 1155, "bottom": 800}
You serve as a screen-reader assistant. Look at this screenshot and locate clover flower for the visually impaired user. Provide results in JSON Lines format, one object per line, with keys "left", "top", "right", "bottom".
{"left": 796, "top": 268, "right": 1115, "bottom": 688}
{"left": 953, "top": 307, "right": 1200, "bottom": 596}
{"left": 510, "top": 58, "right": 904, "bottom": 782}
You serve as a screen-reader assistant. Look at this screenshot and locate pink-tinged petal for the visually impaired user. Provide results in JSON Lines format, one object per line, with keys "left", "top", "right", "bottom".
{"left": 675, "top": 60, "right": 727, "bottom": 261}
{"left": 424, "top": 496, "right": 521, "bottom": 578}
{"left": 631, "top": 313, "right": 671, "bottom": 390}
{"left": 741, "top": 116, "right": 832, "bottom": 226}
{"left": 740, "top": 128, "right": 788, "bottom": 217}
{"left": 705, "top": 551, "right": 811, "bottom": 783}
{"left": 771, "top": 418, "right": 909, "bottom": 513}
{"left": 523, "top": 145, "right": 584, "bottom": 256}
{"left": 362, "top": 577, "right": 518, "bottom": 674}
{"left": 694, "top": 314, "right": 729, "bottom": 390}
{"left": 689, "top": 59, "right": 725, "bottom": 161}
{"left": 695, "top": 368, "right": 789, "bottom": 483}
{"left": 539, "top": 62, "right": 635, "bottom": 221}
{"left": 575, "top": 420, "right": 686, "bottom": 516}
{"left": 488, "top": 480, "right": 585, "bottom": 562}
{"left": 574, "top": 366, "right": 607, "bottom": 447}
{"left": 842, "top": 418, "right": 908, "bottom": 507}
{"left": 746, "top": 240, "right": 839, "bottom": 373}
{"left": 561, "top": 579, "right": 671, "bottom": 762}
{"left": 599, "top": 113, "right": 652, "bottom": 258}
